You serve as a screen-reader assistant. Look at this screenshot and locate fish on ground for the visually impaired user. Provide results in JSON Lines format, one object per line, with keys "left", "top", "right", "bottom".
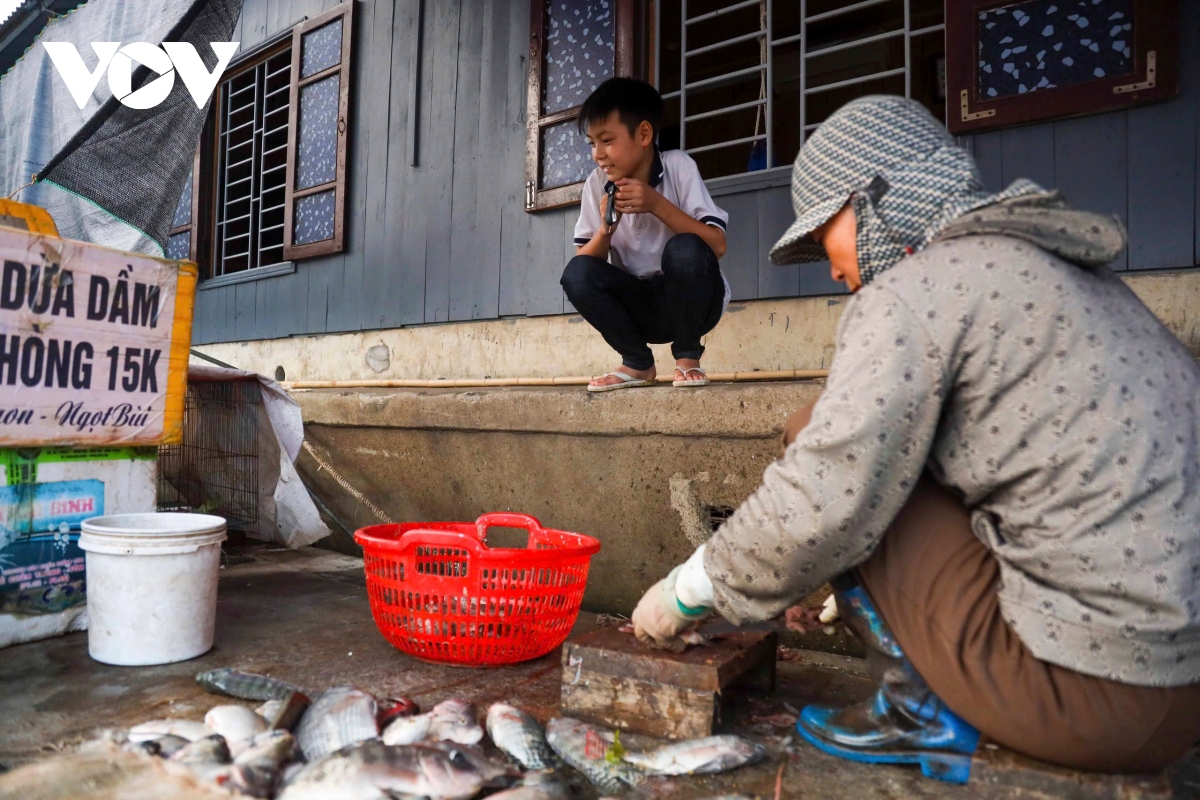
{"left": 486, "top": 703, "right": 555, "bottom": 770}
{"left": 124, "top": 734, "right": 189, "bottom": 759}
{"left": 376, "top": 697, "right": 420, "bottom": 729}
{"left": 128, "top": 720, "right": 217, "bottom": 744}
{"left": 204, "top": 706, "right": 266, "bottom": 750}
{"left": 416, "top": 742, "right": 519, "bottom": 787}
{"left": 484, "top": 770, "right": 570, "bottom": 800}
{"left": 196, "top": 669, "right": 307, "bottom": 702}
{"left": 234, "top": 731, "right": 297, "bottom": 771}
{"left": 382, "top": 698, "right": 482, "bottom": 746}
{"left": 277, "top": 740, "right": 500, "bottom": 800}
{"left": 545, "top": 718, "right": 644, "bottom": 794}
{"left": 381, "top": 712, "right": 431, "bottom": 745}
{"left": 623, "top": 735, "right": 766, "bottom": 776}
{"left": 170, "top": 736, "right": 232, "bottom": 766}
{"left": 254, "top": 700, "right": 284, "bottom": 722}
{"left": 428, "top": 699, "right": 484, "bottom": 745}
{"left": 295, "top": 687, "right": 379, "bottom": 761}
{"left": 254, "top": 692, "right": 311, "bottom": 733}
{"left": 231, "top": 729, "right": 298, "bottom": 796}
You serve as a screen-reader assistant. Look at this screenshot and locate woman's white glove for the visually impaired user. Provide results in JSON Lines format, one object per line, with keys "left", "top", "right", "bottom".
{"left": 631, "top": 546, "right": 714, "bottom": 652}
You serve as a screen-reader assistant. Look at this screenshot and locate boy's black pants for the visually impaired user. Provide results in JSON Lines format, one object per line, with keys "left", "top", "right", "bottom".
{"left": 560, "top": 233, "right": 724, "bottom": 371}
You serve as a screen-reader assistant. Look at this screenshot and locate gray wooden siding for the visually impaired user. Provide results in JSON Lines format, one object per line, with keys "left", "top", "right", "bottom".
{"left": 193, "top": 0, "right": 1200, "bottom": 344}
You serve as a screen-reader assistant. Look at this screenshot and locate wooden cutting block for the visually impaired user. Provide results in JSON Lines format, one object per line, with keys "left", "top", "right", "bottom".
{"left": 560, "top": 626, "right": 777, "bottom": 740}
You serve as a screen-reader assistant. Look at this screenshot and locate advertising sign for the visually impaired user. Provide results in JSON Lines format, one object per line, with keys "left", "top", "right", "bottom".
{"left": 0, "top": 479, "right": 101, "bottom": 615}
{"left": 0, "top": 224, "right": 196, "bottom": 447}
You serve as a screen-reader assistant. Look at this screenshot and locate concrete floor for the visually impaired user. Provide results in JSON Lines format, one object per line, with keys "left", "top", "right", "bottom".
{"left": 2, "top": 549, "right": 1197, "bottom": 799}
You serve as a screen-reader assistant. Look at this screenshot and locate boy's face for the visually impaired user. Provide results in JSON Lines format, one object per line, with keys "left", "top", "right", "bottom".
{"left": 585, "top": 112, "right": 654, "bottom": 181}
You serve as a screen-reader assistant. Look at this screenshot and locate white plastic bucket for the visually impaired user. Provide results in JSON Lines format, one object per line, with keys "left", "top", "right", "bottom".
{"left": 79, "top": 513, "right": 227, "bottom": 666}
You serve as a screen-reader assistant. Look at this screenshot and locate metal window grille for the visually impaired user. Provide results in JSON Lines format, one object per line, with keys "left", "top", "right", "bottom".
{"left": 214, "top": 47, "right": 293, "bottom": 276}
{"left": 158, "top": 380, "right": 265, "bottom": 535}
{"left": 656, "top": 0, "right": 946, "bottom": 179}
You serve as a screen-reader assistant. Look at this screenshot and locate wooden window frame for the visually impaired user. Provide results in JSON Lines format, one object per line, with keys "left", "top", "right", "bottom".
{"left": 525, "top": 0, "right": 644, "bottom": 213}
{"left": 283, "top": 1, "right": 356, "bottom": 260}
{"left": 167, "top": 146, "right": 202, "bottom": 264}
{"left": 947, "top": 0, "right": 1179, "bottom": 135}
{"left": 198, "top": 37, "right": 293, "bottom": 281}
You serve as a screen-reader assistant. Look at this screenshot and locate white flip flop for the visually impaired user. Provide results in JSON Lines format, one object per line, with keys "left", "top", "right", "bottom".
{"left": 673, "top": 366, "right": 710, "bottom": 387}
{"left": 588, "top": 370, "right": 651, "bottom": 392}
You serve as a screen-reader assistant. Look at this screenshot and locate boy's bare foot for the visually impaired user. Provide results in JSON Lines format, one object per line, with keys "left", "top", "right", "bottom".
{"left": 589, "top": 365, "right": 656, "bottom": 390}
{"left": 673, "top": 358, "right": 709, "bottom": 387}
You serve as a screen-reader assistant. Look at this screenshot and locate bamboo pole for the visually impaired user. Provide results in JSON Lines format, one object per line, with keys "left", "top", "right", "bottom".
{"left": 280, "top": 369, "right": 829, "bottom": 390}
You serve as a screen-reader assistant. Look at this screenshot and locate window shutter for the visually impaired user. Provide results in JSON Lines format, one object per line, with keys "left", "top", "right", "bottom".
{"left": 525, "top": 0, "right": 641, "bottom": 213}
{"left": 283, "top": 1, "right": 355, "bottom": 259}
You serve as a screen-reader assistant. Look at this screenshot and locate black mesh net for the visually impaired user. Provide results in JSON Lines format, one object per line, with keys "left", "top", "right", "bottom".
{"left": 37, "top": 0, "right": 242, "bottom": 250}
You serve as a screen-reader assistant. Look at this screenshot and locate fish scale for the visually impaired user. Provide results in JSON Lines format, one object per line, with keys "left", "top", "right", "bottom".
{"left": 486, "top": 703, "right": 555, "bottom": 770}
{"left": 545, "top": 718, "right": 643, "bottom": 793}
{"left": 295, "top": 687, "right": 379, "bottom": 761}
{"left": 277, "top": 740, "right": 493, "bottom": 800}
{"left": 196, "top": 668, "right": 307, "bottom": 702}
{"left": 622, "top": 735, "right": 766, "bottom": 775}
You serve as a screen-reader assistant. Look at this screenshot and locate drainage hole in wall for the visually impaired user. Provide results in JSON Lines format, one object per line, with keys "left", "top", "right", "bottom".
{"left": 275, "top": 366, "right": 286, "bottom": 381}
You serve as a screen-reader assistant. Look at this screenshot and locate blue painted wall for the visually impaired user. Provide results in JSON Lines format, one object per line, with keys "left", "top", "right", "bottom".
{"left": 191, "top": 0, "right": 1199, "bottom": 345}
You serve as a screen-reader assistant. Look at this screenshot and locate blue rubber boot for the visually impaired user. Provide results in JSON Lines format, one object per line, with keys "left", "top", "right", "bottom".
{"left": 796, "top": 577, "right": 980, "bottom": 784}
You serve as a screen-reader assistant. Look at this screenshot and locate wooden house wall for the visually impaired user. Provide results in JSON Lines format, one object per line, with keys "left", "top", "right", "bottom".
{"left": 192, "top": 0, "right": 1200, "bottom": 345}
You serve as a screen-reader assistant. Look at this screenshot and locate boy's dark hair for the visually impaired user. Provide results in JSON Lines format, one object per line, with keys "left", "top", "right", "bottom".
{"left": 577, "top": 78, "right": 663, "bottom": 141}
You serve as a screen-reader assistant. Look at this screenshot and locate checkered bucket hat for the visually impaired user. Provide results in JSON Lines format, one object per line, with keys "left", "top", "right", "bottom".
{"left": 769, "top": 95, "right": 1039, "bottom": 284}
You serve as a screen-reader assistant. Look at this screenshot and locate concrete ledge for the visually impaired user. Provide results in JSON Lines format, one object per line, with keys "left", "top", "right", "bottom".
{"left": 293, "top": 380, "right": 824, "bottom": 438}
{"left": 192, "top": 271, "right": 1199, "bottom": 383}
{"left": 293, "top": 381, "right": 824, "bottom": 617}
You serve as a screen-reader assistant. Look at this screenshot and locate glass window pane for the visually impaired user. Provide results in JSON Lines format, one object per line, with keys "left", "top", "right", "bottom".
{"left": 301, "top": 18, "right": 343, "bottom": 78}
{"left": 539, "top": 119, "right": 593, "bottom": 190}
{"left": 293, "top": 189, "right": 336, "bottom": 245}
{"left": 166, "top": 231, "right": 190, "bottom": 260}
{"left": 542, "top": 0, "right": 614, "bottom": 115}
{"left": 172, "top": 168, "right": 193, "bottom": 229}
{"left": 977, "top": 0, "right": 1133, "bottom": 100}
{"left": 296, "top": 74, "right": 340, "bottom": 190}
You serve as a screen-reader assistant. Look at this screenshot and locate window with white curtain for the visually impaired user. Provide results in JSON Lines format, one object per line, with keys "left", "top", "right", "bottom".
{"left": 656, "top": 0, "right": 947, "bottom": 180}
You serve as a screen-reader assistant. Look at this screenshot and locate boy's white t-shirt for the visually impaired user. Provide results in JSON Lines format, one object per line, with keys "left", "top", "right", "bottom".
{"left": 573, "top": 149, "right": 732, "bottom": 312}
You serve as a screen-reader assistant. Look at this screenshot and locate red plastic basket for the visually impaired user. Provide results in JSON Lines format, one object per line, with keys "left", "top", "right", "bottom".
{"left": 354, "top": 512, "right": 601, "bottom": 667}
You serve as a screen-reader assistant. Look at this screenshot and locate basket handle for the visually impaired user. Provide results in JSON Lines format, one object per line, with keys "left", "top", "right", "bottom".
{"left": 360, "top": 526, "right": 486, "bottom": 555}
{"left": 475, "top": 512, "right": 544, "bottom": 545}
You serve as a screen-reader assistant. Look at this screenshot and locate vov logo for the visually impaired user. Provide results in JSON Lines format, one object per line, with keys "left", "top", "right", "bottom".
{"left": 42, "top": 41, "right": 239, "bottom": 110}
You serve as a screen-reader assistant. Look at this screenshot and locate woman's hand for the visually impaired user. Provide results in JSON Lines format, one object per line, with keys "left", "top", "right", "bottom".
{"left": 631, "top": 565, "right": 711, "bottom": 652}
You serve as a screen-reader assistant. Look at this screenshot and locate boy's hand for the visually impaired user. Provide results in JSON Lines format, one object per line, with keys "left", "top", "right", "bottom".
{"left": 599, "top": 192, "right": 621, "bottom": 235}
{"left": 614, "top": 178, "right": 662, "bottom": 216}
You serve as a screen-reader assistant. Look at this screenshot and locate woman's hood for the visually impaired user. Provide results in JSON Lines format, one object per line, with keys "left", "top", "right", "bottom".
{"left": 933, "top": 190, "right": 1127, "bottom": 268}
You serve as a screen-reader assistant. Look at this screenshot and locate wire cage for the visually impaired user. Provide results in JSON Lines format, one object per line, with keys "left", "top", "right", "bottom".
{"left": 158, "top": 379, "right": 266, "bottom": 535}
